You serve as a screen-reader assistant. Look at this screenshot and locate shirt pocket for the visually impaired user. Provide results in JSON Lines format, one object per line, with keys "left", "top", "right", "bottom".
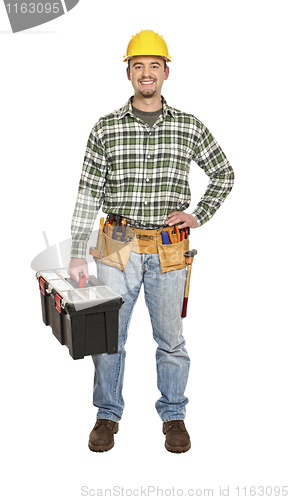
{"left": 162, "top": 145, "right": 191, "bottom": 167}
{"left": 160, "top": 145, "right": 191, "bottom": 181}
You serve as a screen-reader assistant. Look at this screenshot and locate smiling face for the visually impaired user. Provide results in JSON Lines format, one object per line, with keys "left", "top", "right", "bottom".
{"left": 127, "top": 56, "right": 169, "bottom": 101}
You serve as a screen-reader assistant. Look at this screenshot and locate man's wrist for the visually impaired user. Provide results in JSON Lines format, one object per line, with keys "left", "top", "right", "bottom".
{"left": 70, "top": 253, "right": 87, "bottom": 260}
{"left": 70, "top": 241, "right": 87, "bottom": 260}
{"left": 191, "top": 213, "right": 201, "bottom": 227}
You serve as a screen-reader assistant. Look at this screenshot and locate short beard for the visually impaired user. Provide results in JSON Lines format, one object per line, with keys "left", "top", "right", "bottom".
{"left": 140, "top": 89, "right": 157, "bottom": 98}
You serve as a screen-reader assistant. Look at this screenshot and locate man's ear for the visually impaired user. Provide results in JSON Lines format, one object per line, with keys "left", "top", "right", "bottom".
{"left": 126, "top": 66, "right": 131, "bottom": 81}
{"left": 164, "top": 65, "right": 169, "bottom": 80}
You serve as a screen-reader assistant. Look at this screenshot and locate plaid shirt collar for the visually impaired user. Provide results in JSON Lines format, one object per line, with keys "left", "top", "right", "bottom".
{"left": 117, "top": 96, "right": 176, "bottom": 120}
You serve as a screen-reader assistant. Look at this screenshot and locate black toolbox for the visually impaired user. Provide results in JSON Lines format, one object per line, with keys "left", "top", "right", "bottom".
{"left": 36, "top": 268, "right": 123, "bottom": 360}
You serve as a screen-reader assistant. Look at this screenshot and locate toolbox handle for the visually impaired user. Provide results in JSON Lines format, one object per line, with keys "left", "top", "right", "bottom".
{"left": 69, "top": 272, "right": 86, "bottom": 288}
{"left": 67, "top": 273, "right": 103, "bottom": 289}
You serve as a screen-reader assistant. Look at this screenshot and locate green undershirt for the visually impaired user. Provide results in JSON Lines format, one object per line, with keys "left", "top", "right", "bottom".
{"left": 132, "top": 105, "right": 163, "bottom": 128}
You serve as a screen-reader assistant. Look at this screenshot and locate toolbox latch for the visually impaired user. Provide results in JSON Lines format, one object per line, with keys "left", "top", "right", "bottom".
{"left": 55, "top": 293, "right": 63, "bottom": 314}
{"left": 39, "top": 277, "right": 46, "bottom": 296}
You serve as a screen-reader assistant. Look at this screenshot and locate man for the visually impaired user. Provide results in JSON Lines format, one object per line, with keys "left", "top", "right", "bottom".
{"left": 68, "top": 30, "right": 234, "bottom": 453}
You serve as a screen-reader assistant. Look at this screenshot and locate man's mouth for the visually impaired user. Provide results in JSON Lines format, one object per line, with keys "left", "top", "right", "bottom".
{"left": 139, "top": 80, "right": 155, "bottom": 85}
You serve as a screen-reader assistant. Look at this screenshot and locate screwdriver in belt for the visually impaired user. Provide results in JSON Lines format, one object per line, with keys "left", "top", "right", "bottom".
{"left": 99, "top": 217, "right": 105, "bottom": 234}
{"left": 99, "top": 216, "right": 110, "bottom": 255}
{"left": 180, "top": 227, "right": 189, "bottom": 241}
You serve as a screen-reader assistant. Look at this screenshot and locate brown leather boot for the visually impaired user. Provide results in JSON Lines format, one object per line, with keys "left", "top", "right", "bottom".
{"left": 88, "top": 419, "right": 119, "bottom": 452}
{"left": 163, "top": 420, "right": 191, "bottom": 453}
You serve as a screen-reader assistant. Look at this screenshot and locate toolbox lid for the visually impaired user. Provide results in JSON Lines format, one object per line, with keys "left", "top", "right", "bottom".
{"left": 36, "top": 268, "right": 123, "bottom": 312}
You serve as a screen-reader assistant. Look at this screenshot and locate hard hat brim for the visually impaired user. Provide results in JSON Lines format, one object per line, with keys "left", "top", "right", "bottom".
{"left": 123, "top": 54, "right": 171, "bottom": 62}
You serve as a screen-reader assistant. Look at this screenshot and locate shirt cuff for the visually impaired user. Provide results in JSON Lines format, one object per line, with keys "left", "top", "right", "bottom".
{"left": 70, "top": 240, "right": 87, "bottom": 259}
{"left": 191, "top": 207, "right": 210, "bottom": 227}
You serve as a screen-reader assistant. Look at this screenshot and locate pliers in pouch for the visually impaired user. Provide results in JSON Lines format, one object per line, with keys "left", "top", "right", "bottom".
{"left": 113, "top": 218, "right": 127, "bottom": 241}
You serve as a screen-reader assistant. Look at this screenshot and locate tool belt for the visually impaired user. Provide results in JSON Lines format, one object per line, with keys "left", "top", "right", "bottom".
{"left": 89, "top": 215, "right": 189, "bottom": 273}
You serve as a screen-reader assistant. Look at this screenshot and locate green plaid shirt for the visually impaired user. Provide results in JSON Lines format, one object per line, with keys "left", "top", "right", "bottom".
{"left": 71, "top": 96, "right": 234, "bottom": 258}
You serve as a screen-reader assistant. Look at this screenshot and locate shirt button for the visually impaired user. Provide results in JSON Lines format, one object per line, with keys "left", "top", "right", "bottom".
{"left": 144, "top": 201, "right": 148, "bottom": 205}
{"left": 146, "top": 178, "right": 149, "bottom": 182}
{"left": 147, "top": 155, "right": 151, "bottom": 159}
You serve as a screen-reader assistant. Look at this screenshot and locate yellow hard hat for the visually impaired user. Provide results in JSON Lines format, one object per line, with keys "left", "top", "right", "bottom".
{"left": 123, "top": 30, "right": 171, "bottom": 62}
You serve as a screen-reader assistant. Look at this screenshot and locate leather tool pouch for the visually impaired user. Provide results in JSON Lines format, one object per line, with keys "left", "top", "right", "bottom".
{"left": 157, "top": 237, "right": 189, "bottom": 273}
{"left": 89, "top": 226, "right": 135, "bottom": 272}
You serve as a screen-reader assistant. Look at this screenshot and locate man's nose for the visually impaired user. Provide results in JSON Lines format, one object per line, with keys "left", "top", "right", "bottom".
{"left": 141, "top": 67, "right": 152, "bottom": 78}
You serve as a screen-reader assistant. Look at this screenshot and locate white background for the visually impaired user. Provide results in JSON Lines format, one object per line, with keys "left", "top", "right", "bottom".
{"left": 1, "top": 0, "right": 289, "bottom": 498}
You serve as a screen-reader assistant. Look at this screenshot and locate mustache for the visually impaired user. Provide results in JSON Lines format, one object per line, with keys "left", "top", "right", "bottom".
{"left": 138, "top": 78, "right": 157, "bottom": 82}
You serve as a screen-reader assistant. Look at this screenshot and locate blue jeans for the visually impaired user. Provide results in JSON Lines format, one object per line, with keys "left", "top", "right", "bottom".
{"left": 92, "top": 251, "right": 190, "bottom": 422}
